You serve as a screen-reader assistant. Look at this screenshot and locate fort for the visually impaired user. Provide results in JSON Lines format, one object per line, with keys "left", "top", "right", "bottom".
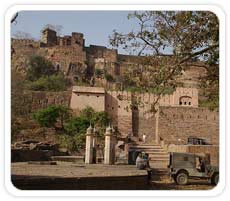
{"left": 11, "top": 28, "right": 206, "bottom": 88}
{"left": 11, "top": 28, "right": 219, "bottom": 168}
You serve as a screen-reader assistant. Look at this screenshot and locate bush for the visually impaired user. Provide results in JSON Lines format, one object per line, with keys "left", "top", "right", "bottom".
{"left": 95, "top": 68, "right": 104, "bottom": 78}
{"left": 27, "top": 55, "right": 56, "bottom": 81}
{"left": 57, "top": 134, "right": 85, "bottom": 152}
{"left": 33, "top": 105, "right": 71, "bottom": 129}
{"left": 64, "top": 116, "right": 90, "bottom": 136}
{"left": 27, "top": 73, "right": 70, "bottom": 91}
{"left": 105, "top": 73, "right": 115, "bottom": 82}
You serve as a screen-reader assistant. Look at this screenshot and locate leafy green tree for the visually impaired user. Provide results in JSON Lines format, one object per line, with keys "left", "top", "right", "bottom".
{"left": 63, "top": 107, "right": 110, "bottom": 151}
{"left": 95, "top": 68, "right": 104, "bottom": 78}
{"left": 79, "top": 106, "right": 95, "bottom": 120}
{"left": 110, "top": 11, "right": 219, "bottom": 109}
{"left": 105, "top": 73, "right": 115, "bottom": 82}
{"left": 64, "top": 116, "right": 90, "bottom": 136}
{"left": 27, "top": 55, "right": 56, "bottom": 81}
{"left": 27, "top": 73, "right": 70, "bottom": 91}
{"left": 33, "top": 105, "right": 71, "bottom": 129}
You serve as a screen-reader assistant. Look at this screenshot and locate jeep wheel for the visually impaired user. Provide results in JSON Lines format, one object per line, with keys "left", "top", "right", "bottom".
{"left": 211, "top": 173, "right": 219, "bottom": 185}
{"left": 176, "top": 172, "right": 188, "bottom": 185}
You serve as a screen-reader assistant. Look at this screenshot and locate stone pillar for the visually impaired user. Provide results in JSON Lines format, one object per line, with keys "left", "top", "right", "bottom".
{"left": 85, "top": 125, "right": 94, "bottom": 164}
{"left": 104, "top": 126, "right": 115, "bottom": 165}
{"left": 155, "top": 105, "right": 160, "bottom": 144}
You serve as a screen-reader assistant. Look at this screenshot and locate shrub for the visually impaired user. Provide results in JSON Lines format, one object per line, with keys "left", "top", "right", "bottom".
{"left": 27, "top": 73, "right": 70, "bottom": 91}
{"left": 105, "top": 73, "right": 115, "bottom": 82}
{"left": 33, "top": 105, "right": 71, "bottom": 129}
{"left": 27, "top": 55, "right": 56, "bottom": 81}
{"left": 64, "top": 116, "right": 90, "bottom": 136}
{"left": 95, "top": 68, "right": 104, "bottom": 78}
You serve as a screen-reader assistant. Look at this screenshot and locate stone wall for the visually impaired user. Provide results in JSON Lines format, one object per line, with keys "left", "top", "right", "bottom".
{"left": 46, "top": 46, "right": 86, "bottom": 75}
{"left": 158, "top": 106, "right": 219, "bottom": 145}
{"left": 22, "top": 91, "right": 71, "bottom": 112}
{"left": 106, "top": 91, "right": 133, "bottom": 136}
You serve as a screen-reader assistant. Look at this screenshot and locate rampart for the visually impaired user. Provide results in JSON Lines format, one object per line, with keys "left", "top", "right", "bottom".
{"left": 158, "top": 106, "right": 219, "bottom": 145}
{"left": 21, "top": 91, "right": 72, "bottom": 113}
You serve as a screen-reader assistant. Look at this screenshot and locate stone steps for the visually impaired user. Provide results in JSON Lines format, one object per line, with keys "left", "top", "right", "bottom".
{"left": 129, "top": 143, "right": 169, "bottom": 168}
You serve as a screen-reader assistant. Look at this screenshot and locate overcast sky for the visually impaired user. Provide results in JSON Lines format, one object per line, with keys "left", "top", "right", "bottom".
{"left": 11, "top": 11, "right": 140, "bottom": 54}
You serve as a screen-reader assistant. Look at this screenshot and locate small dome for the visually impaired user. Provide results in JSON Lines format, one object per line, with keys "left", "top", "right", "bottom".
{"left": 86, "top": 125, "right": 93, "bottom": 134}
{"left": 106, "top": 126, "right": 112, "bottom": 134}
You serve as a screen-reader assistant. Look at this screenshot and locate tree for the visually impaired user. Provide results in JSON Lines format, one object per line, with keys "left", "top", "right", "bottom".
{"left": 26, "top": 55, "right": 56, "bottom": 81}
{"left": 26, "top": 73, "right": 70, "bottom": 91}
{"left": 64, "top": 107, "right": 110, "bottom": 137}
{"left": 11, "top": 12, "right": 18, "bottom": 24}
{"left": 110, "top": 11, "right": 219, "bottom": 110}
{"left": 63, "top": 107, "right": 110, "bottom": 151}
{"left": 105, "top": 73, "right": 115, "bottom": 83}
{"left": 95, "top": 68, "right": 104, "bottom": 78}
{"left": 33, "top": 105, "right": 71, "bottom": 129}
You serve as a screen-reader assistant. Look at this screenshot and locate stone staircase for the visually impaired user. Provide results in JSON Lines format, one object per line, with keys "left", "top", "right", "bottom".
{"left": 129, "top": 143, "right": 170, "bottom": 169}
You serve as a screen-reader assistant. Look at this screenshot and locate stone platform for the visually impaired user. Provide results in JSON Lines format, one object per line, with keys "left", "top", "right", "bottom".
{"left": 11, "top": 162, "right": 148, "bottom": 190}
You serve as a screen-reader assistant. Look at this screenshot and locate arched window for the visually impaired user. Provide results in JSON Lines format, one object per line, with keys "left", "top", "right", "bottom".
{"left": 179, "top": 96, "right": 192, "bottom": 106}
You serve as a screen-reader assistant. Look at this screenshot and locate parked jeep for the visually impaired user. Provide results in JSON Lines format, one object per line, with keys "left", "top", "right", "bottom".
{"left": 168, "top": 152, "right": 219, "bottom": 185}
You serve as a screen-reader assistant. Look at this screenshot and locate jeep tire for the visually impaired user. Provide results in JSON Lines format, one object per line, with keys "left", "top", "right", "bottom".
{"left": 211, "top": 173, "right": 219, "bottom": 185}
{"left": 176, "top": 172, "right": 188, "bottom": 185}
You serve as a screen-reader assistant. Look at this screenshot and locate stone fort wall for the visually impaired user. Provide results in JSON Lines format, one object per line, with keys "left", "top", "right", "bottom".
{"left": 117, "top": 106, "right": 219, "bottom": 145}
{"left": 16, "top": 89, "right": 218, "bottom": 146}
{"left": 158, "top": 106, "right": 219, "bottom": 145}
{"left": 20, "top": 91, "right": 71, "bottom": 114}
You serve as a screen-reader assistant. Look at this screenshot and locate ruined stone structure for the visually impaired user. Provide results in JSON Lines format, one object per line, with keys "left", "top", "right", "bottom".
{"left": 11, "top": 28, "right": 219, "bottom": 166}
{"left": 11, "top": 28, "right": 206, "bottom": 89}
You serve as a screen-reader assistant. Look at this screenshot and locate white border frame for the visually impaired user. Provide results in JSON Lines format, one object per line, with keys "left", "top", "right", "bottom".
{"left": 5, "top": 4, "right": 226, "bottom": 197}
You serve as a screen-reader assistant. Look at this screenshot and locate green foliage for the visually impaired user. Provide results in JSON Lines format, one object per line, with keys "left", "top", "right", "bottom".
{"left": 79, "top": 106, "right": 95, "bottom": 120}
{"left": 64, "top": 106, "right": 110, "bottom": 136}
{"left": 26, "top": 73, "right": 70, "bottom": 91}
{"left": 33, "top": 105, "right": 70, "bottom": 129}
{"left": 33, "top": 105, "right": 110, "bottom": 151}
{"left": 105, "top": 73, "right": 115, "bottom": 82}
{"left": 64, "top": 116, "right": 90, "bottom": 136}
{"left": 95, "top": 68, "right": 104, "bottom": 78}
{"left": 58, "top": 133, "right": 85, "bottom": 152}
{"left": 63, "top": 107, "right": 110, "bottom": 150}
{"left": 27, "top": 55, "right": 56, "bottom": 81}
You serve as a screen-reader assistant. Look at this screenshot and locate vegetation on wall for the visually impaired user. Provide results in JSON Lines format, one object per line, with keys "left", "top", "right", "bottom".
{"left": 95, "top": 68, "right": 104, "bottom": 78}
{"left": 33, "top": 106, "right": 110, "bottom": 152}
{"left": 26, "top": 73, "right": 70, "bottom": 91}
{"left": 26, "top": 55, "right": 56, "bottom": 81}
{"left": 33, "top": 105, "right": 71, "bottom": 130}
{"left": 105, "top": 73, "right": 115, "bottom": 82}
{"left": 25, "top": 55, "right": 71, "bottom": 91}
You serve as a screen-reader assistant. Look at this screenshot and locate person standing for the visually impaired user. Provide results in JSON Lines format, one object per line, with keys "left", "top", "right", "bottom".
{"left": 142, "top": 134, "right": 146, "bottom": 143}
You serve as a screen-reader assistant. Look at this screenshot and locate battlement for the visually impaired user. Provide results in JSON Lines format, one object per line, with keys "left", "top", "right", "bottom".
{"left": 40, "top": 28, "right": 85, "bottom": 48}
{"left": 11, "top": 38, "right": 39, "bottom": 47}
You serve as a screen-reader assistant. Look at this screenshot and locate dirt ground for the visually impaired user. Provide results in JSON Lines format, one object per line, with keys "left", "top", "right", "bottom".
{"left": 11, "top": 162, "right": 215, "bottom": 190}
{"left": 150, "top": 179, "right": 215, "bottom": 190}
